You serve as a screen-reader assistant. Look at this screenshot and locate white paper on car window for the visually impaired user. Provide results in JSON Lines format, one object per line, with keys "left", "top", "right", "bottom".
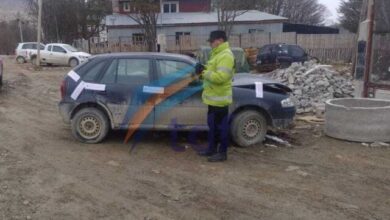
{"left": 68, "top": 70, "right": 80, "bottom": 82}
{"left": 143, "top": 86, "right": 165, "bottom": 94}
{"left": 255, "top": 82, "right": 263, "bottom": 98}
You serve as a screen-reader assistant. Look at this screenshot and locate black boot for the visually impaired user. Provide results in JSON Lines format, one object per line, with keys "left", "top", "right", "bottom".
{"left": 207, "top": 152, "right": 227, "bottom": 162}
{"left": 198, "top": 150, "right": 216, "bottom": 157}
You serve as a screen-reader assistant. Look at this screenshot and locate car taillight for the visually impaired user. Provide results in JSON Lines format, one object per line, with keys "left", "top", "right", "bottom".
{"left": 60, "top": 80, "right": 66, "bottom": 99}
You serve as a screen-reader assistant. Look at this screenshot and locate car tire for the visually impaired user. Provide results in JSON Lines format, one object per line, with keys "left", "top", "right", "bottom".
{"left": 69, "top": 58, "right": 79, "bottom": 67}
{"left": 16, "top": 56, "right": 26, "bottom": 64}
{"left": 230, "top": 110, "right": 267, "bottom": 147}
{"left": 71, "top": 108, "right": 109, "bottom": 144}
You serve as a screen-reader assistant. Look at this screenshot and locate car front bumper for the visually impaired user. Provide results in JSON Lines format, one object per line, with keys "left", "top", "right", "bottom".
{"left": 271, "top": 107, "right": 296, "bottom": 129}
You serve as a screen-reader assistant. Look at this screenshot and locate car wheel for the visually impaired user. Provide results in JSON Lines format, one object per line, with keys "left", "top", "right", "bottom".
{"left": 16, "top": 56, "right": 26, "bottom": 64}
{"left": 230, "top": 110, "right": 267, "bottom": 147}
{"left": 69, "top": 58, "right": 79, "bottom": 67}
{"left": 71, "top": 108, "right": 109, "bottom": 144}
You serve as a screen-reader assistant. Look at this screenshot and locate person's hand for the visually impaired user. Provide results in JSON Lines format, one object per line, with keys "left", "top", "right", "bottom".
{"left": 195, "top": 63, "right": 205, "bottom": 75}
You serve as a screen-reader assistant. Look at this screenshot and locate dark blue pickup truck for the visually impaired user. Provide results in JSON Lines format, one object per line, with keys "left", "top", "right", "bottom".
{"left": 59, "top": 53, "right": 296, "bottom": 147}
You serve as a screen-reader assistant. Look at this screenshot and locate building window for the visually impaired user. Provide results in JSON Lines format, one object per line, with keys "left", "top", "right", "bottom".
{"left": 162, "top": 1, "right": 179, "bottom": 13}
{"left": 123, "top": 2, "right": 130, "bottom": 12}
{"left": 249, "top": 29, "right": 264, "bottom": 34}
{"left": 175, "top": 32, "right": 190, "bottom": 45}
{"left": 132, "top": 33, "right": 145, "bottom": 45}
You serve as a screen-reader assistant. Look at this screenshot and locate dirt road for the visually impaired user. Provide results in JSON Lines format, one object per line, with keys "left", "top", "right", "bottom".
{"left": 0, "top": 56, "right": 389, "bottom": 220}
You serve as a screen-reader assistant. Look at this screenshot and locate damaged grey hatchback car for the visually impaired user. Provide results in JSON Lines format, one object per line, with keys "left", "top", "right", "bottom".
{"left": 59, "top": 53, "right": 296, "bottom": 147}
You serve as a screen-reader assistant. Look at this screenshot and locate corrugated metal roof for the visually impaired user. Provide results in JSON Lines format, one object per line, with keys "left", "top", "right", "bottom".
{"left": 106, "top": 10, "right": 287, "bottom": 26}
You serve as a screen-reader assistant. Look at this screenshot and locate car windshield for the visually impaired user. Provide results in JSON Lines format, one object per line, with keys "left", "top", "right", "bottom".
{"left": 62, "top": 45, "right": 78, "bottom": 52}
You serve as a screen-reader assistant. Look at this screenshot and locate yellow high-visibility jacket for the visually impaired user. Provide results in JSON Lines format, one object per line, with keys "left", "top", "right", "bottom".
{"left": 202, "top": 42, "right": 235, "bottom": 107}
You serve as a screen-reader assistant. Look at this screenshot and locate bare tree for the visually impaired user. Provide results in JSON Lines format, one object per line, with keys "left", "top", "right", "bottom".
{"left": 261, "top": 0, "right": 326, "bottom": 25}
{"left": 338, "top": 0, "right": 363, "bottom": 33}
{"left": 126, "top": 0, "right": 160, "bottom": 52}
{"left": 213, "top": 0, "right": 263, "bottom": 37}
{"left": 27, "top": 0, "right": 111, "bottom": 43}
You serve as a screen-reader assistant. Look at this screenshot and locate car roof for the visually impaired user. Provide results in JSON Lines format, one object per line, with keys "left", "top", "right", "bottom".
{"left": 93, "top": 52, "right": 197, "bottom": 63}
{"left": 46, "top": 43, "right": 71, "bottom": 46}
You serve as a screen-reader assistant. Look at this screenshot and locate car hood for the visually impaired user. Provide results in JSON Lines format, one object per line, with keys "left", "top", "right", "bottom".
{"left": 72, "top": 52, "right": 91, "bottom": 57}
{"left": 233, "top": 73, "right": 292, "bottom": 93}
{"left": 233, "top": 73, "right": 280, "bottom": 86}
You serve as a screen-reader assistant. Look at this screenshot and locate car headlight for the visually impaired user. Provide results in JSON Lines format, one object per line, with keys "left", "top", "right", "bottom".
{"left": 281, "top": 98, "right": 295, "bottom": 108}
{"left": 79, "top": 56, "right": 89, "bottom": 60}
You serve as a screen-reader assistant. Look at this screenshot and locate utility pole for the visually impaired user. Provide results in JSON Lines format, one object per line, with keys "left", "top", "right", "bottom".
{"left": 36, "top": 0, "right": 43, "bottom": 67}
{"left": 18, "top": 19, "right": 24, "bottom": 42}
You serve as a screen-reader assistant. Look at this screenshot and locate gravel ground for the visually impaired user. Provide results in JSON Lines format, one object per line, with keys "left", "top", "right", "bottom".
{"left": 0, "top": 56, "right": 389, "bottom": 220}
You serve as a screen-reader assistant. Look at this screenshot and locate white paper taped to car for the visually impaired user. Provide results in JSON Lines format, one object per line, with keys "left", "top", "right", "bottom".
{"left": 143, "top": 86, "right": 165, "bottom": 94}
{"left": 68, "top": 70, "right": 80, "bottom": 82}
{"left": 71, "top": 81, "right": 106, "bottom": 100}
{"left": 71, "top": 81, "right": 86, "bottom": 100}
{"left": 84, "top": 83, "right": 106, "bottom": 91}
{"left": 255, "top": 82, "right": 264, "bottom": 98}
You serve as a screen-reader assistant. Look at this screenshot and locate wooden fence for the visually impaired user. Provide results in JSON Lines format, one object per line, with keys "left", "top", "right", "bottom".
{"left": 166, "top": 33, "right": 357, "bottom": 63}
{"left": 76, "top": 33, "right": 357, "bottom": 64}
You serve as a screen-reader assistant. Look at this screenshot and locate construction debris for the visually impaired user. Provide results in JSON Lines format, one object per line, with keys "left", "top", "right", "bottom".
{"left": 265, "top": 135, "right": 292, "bottom": 148}
{"left": 268, "top": 61, "right": 354, "bottom": 113}
{"left": 296, "top": 116, "right": 325, "bottom": 124}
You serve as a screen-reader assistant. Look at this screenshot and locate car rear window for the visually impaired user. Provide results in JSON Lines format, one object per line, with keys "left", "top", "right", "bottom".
{"left": 22, "top": 44, "right": 33, "bottom": 49}
{"left": 259, "top": 45, "right": 273, "bottom": 55}
{"left": 82, "top": 60, "right": 108, "bottom": 82}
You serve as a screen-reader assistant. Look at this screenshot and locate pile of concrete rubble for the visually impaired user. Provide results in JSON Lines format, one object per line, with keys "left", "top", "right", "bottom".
{"left": 269, "top": 61, "right": 354, "bottom": 114}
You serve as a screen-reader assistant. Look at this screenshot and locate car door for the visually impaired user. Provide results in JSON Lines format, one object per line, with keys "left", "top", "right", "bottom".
{"left": 50, "top": 46, "right": 68, "bottom": 65}
{"left": 98, "top": 57, "right": 155, "bottom": 129}
{"left": 154, "top": 59, "right": 207, "bottom": 129}
{"left": 289, "top": 45, "right": 307, "bottom": 63}
{"left": 42, "top": 45, "right": 53, "bottom": 63}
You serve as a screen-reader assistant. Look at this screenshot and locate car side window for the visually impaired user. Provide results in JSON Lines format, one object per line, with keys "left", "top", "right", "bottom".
{"left": 101, "top": 59, "right": 118, "bottom": 84}
{"left": 22, "top": 44, "right": 31, "bottom": 49}
{"left": 290, "top": 46, "right": 305, "bottom": 57}
{"left": 157, "top": 60, "right": 194, "bottom": 78}
{"left": 48, "top": 46, "right": 52, "bottom": 51}
{"left": 82, "top": 61, "right": 107, "bottom": 82}
{"left": 117, "top": 59, "right": 151, "bottom": 84}
{"left": 53, "top": 46, "right": 66, "bottom": 53}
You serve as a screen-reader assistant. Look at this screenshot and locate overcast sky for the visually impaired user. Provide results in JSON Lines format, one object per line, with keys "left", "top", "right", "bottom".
{"left": 318, "top": 0, "right": 342, "bottom": 24}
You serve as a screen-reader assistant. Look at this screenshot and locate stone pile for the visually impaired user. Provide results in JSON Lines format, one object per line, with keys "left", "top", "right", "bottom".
{"left": 269, "top": 61, "right": 354, "bottom": 113}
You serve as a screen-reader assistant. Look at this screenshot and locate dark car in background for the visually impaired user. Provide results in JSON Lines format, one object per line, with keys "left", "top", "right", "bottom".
{"left": 197, "top": 46, "right": 251, "bottom": 73}
{"left": 256, "top": 43, "right": 317, "bottom": 71}
{"left": 59, "top": 53, "right": 296, "bottom": 147}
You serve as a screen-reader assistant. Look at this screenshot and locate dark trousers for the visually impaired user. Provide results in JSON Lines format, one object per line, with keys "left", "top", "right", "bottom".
{"left": 207, "top": 105, "right": 229, "bottom": 154}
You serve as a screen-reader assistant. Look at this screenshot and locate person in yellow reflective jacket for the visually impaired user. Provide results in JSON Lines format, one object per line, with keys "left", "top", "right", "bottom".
{"left": 199, "top": 30, "right": 235, "bottom": 162}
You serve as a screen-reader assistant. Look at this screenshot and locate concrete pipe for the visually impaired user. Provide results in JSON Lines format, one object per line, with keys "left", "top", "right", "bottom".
{"left": 325, "top": 98, "right": 390, "bottom": 142}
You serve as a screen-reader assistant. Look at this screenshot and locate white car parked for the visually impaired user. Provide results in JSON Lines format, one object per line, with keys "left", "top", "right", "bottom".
{"left": 30, "top": 43, "right": 91, "bottom": 67}
{"left": 15, "top": 42, "right": 46, "bottom": 64}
